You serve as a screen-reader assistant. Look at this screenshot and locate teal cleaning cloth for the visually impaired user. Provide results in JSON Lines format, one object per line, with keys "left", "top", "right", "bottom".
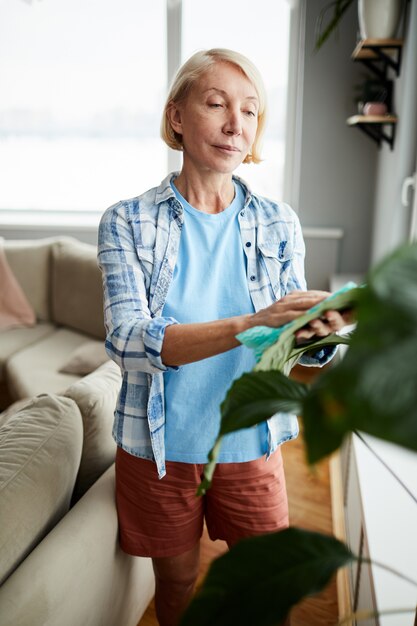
{"left": 236, "top": 282, "right": 358, "bottom": 362}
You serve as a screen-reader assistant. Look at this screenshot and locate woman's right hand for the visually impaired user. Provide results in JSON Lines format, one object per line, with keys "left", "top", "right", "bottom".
{"left": 249, "top": 290, "right": 331, "bottom": 329}
{"left": 161, "top": 291, "right": 333, "bottom": 368}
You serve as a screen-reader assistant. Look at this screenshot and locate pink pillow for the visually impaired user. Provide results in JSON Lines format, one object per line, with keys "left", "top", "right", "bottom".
{"left": 0, "top": 242, "right": 36, "bottom": 329}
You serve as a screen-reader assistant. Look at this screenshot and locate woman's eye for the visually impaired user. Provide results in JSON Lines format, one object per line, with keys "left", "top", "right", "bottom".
{"left": 244, "top": 110, "right": 256, "bottom": 117}
{"left": 209, "top": 103, "right": 223, "bottom": 108}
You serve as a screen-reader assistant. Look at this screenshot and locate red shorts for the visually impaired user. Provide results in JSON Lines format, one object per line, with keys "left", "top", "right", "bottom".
{"left": 115, "top": 446, "right": 289, "bottom": 558}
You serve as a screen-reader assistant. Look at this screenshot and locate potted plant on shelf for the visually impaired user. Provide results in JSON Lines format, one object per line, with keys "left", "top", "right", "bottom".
{"left": 315, "top": 0, "right": 405, "bottom": 50}
{"left": 179, "top": 242, "right": 417, "bottom": 626}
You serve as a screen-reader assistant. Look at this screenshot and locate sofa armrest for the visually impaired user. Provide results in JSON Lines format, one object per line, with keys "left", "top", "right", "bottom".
{"left": 0, "top": 465, "right": 155, "bottom": 626}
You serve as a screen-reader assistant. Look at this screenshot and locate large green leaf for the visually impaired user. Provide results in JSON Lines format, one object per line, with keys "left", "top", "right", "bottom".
{"left": 219, "top": 371, "right": 308, "bottom": 435}
{"left": 197, "top": 371, "right": 308, "bottom": 495}
{"left": 302, "top": 243, "right": 417, "bottom": 463}
{"left": 179, "top": 528, "right": 355, "bottom": 626}
{"left": 255, "top": 287, "right": 360, "bottom": 373}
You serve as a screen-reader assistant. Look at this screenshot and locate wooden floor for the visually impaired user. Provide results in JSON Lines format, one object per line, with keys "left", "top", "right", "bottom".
{"left": 138, "top": 365, "right": 338, "bottom": 626}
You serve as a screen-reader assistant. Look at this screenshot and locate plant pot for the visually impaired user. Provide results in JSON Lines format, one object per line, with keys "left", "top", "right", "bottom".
{"left": 358, "top": 0, "right": 403, "bottom": 39}
{"left": 363, "top": 102, "right": 388, "bottom": 115}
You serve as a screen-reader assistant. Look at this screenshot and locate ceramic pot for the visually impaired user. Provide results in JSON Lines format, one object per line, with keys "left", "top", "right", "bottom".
{"left": 358, "top": 0, "right": 403, "bottom": 39}
{"left": 363, "top": 102, "right": 388, "bottom": 115}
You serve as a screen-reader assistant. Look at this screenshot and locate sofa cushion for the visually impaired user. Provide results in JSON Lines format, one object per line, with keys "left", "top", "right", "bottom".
{"left": 51, "top": 238, "right": 105, "bottom": 340}
{"left": 3, "top": 238, "right": 54, "bottom": 321}
{"left": 0, "top": 466, "right": 155, "bottom": 626}
{"left": 0, "top": 322, "right": 55, "bottom": 382}
{"left": 64, "top": 360, "right": 121, "bottom": 502}
{"left": 0, "top": 394, "right": 83, "bottom": 585}
{"left": 59, "top": 340, "right": 109, "bottom": 376}
{"left": 5, "top": 328, "right": 91, "bottom": 400}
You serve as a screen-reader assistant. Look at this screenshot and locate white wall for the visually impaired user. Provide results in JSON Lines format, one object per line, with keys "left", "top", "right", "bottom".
{"left": 296, "top": 0, "right": 377, "bottom": 277}
{"left": 371, "top": 0, "right": 417, "bottom": 263}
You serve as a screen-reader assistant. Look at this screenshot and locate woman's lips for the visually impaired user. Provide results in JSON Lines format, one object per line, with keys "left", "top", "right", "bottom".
{"left": 213, "top": 144, "right": 240, "bottom": 153}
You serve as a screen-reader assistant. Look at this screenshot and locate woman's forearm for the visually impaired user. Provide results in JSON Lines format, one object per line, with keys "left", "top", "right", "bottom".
{"left": 161, "top": 315, "right": 254, "bottom": 366}
{"left": 160, "top": 290, "right": 344, "bottom": 367}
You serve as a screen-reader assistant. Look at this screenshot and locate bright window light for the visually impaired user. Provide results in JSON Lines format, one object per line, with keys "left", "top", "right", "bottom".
{"left": 0, "top": 0, "right": 290, "bottom": 214}
{"left": 0, "top": 0, "right": 166, "bottom": 212}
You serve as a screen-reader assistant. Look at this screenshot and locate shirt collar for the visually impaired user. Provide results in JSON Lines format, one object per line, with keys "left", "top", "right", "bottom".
{"left": 154, "top": 171, "right": 253, "bottom": 214}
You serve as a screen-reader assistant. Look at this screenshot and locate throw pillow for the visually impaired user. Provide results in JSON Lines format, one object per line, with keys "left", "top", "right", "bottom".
{"left": 59, "top": 341, "right": 109, "bottom": 376}
{"left": 0, "top": 240, "right": 36, "bottom": 329}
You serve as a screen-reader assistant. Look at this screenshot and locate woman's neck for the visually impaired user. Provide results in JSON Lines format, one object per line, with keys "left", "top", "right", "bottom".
{"left": 173, "top": 165, "right": 235, "bottom": 214}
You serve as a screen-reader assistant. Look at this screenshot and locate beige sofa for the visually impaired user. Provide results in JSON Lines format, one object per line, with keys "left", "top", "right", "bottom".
{"left": 0, "top": 237, "right": 154, "bottom": 626}
{"left": 1, "top": 236, "right": 108, "bottom": 408}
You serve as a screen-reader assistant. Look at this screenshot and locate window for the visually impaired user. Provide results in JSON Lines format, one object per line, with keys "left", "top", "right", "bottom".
{"left": 0, "top": 0, "right": 166, "bottom": 213}
{"left": 0, "top": 0, "right": 291, "bottom": 217}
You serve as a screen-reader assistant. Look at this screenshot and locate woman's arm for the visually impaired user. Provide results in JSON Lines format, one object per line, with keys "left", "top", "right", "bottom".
{"left": 98, "top": 203, "right": 180, "bottom": 375}
{"left": 161, "top": 290, "right": 332, "bottom": 366}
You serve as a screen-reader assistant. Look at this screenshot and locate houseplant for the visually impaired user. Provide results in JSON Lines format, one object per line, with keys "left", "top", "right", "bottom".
{"left": 315, "top": 0, "right": 405, "bottom": 50}
{"left": 179, "top": 242, "right": 417, "bottom": 625}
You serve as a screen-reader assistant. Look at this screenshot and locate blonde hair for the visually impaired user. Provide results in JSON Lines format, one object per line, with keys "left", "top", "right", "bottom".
{"left": 160, "top": 48, "right": 267, "bottom": 164}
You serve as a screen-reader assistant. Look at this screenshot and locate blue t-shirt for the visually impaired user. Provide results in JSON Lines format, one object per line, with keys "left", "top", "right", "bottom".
{"left": 162, "top": 180, "right": 268, "bottom": 463}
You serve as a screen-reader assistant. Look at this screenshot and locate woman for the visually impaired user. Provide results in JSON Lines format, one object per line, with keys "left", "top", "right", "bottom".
{"left": 98, "top": 49, "right": 347, "bottom": 626}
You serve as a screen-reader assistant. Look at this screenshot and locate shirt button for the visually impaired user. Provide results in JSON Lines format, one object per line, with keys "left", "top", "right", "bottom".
{"left": 245, "top": 241, "right": 252, "bottom": 248}
{"left": 250, "top": 275, "right": 256, "bottom": 281}
{"left": 240, "top": 210, "right": 245, "bottom": 217}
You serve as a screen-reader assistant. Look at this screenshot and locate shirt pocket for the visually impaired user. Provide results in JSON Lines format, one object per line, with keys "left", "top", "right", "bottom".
{"left": 257, "top": 239, "right": 293, "bottom": 299}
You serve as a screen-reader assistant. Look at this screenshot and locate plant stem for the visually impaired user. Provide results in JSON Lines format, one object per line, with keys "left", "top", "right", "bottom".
{"left": 355, "top": 431, "right": 417, "bottom": 506}
{"left": 338, "top": 606, "right": 417, "bottom": 625}
{"left": 360, "top": 556, "right": 417, "bottom": 588}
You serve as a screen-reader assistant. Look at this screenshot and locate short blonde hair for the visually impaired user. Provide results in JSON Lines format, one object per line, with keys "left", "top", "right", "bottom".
{"left": 161, "top": 48, "right": 267, "bottom": 164}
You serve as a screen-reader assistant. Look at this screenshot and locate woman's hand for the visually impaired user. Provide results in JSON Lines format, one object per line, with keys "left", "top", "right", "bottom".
{"left": 161, "top": 291, "right": 354, "bottom": 367}
{"left": 295, "top": 309, "right": 355, "bottom": 343}
{"left": 250, "top": 290, "right": 354, "bottom": 344}
{"left": 294, "top": 308, "right": 354, "bottom": 344}
{"left": 251, "top": 290, "right": 331, "bottom": 329}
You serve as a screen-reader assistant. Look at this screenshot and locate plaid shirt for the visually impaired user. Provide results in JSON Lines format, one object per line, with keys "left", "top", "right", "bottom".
{"left": 98, "top": 172, "right": 332, "bottom": 478}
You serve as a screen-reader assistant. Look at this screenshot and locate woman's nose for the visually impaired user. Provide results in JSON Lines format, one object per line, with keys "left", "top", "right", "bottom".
{"left": 223, "top": 111, "right": 242, "bottom": 136}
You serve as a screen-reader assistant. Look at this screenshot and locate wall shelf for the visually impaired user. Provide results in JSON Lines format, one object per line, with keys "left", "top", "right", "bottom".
{"left": 348, "top": 39, "right": 403, "bottom": 150}
{"left": 347, "top": 115, "right": 397, "bottom": 150}
{"left": 352, "top": 38, "right": 404, "bottom": 79}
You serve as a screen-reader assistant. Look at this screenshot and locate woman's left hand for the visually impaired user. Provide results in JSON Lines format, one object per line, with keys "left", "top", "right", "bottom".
{"left": 294, "top": 309, "right": 354, "bottom": 344}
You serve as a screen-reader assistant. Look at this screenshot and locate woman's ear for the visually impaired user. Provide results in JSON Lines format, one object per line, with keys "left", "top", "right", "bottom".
{"left": 167, "top": 102, "right": 183, "bottom": 136}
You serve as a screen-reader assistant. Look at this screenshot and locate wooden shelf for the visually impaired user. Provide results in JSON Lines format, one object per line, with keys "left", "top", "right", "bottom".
{"left": 346, "top": 115, "right": 397, "bottom": 149}
{"left": 352, "top": 38, "right": 404, "bottom": 78}
{"left": 348, "top": 39, "right": 403, "bottom": 149}
{"left": 347, "top": 114, "right": 397, "bottom": 125}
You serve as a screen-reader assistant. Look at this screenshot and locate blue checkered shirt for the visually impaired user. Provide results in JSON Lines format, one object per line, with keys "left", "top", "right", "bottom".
{"left": 98, "top": 172, "right": 333, "bottom": 478}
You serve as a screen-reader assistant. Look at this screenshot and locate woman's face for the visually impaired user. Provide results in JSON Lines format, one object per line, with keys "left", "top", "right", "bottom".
{"left": 169, "top": 61, "right": 259, "bottom": 175}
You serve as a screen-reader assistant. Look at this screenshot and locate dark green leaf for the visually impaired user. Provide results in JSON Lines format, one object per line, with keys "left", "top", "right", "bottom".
{"left": 197, "top": 371, "right": 308, "bottom": 494}
{"left": 219, "top": 370, "right": 308, "bottom": 436}
{"left": 179, "top": 528, "right": 355, "bottom": 626}
{"left": 288, "top": 331, "right": 353, "bottom": 363}
{"left": 302, "top": 243, "right": 417, "bottom": 463}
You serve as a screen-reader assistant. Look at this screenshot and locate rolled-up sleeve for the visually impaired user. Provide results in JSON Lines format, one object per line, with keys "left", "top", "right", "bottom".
{"left": 298, "top": 345, "right": 337, "bottom": 367}
{"left": 97, "top": 201, "right": 179, "bottom": 375}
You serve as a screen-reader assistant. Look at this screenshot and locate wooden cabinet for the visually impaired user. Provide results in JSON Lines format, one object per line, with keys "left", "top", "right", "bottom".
{"left": 338, "top": 433, "right": 417, "bottom": 625}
